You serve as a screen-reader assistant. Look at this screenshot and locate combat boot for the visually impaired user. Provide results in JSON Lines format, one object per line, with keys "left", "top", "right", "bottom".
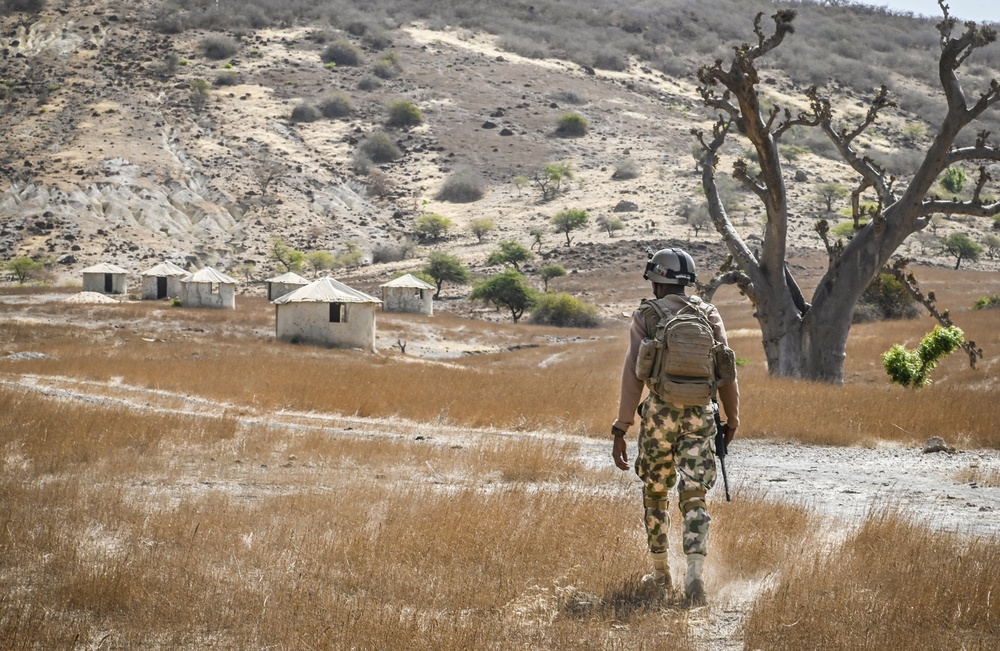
{"left": 641, "top": 550, "right": 671, "bottom": 589}
{"left": 685, "top": 553, "right": 707, "bottom": 605}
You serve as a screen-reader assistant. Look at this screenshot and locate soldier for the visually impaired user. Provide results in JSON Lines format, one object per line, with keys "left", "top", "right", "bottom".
{"left": 611, "top": 247, "right": 740, "bottom": 605}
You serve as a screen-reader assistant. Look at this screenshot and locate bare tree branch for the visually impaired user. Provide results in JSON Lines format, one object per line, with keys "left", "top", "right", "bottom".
{"left": 917, "top": 199, "right": 1000, "bottom": 218}
{"left": 809, "top": 86, "right": 897, "bottom": 206}
{"left": 884, "top": 258, "right": 983, "bottom": 368}
{"left": 698, "top": 266, "right": 755, "bottom": 305}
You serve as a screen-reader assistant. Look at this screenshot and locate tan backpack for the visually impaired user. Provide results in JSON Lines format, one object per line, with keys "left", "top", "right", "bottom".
{"left": 634, "top": 296, "right": 736, "bottom": 406}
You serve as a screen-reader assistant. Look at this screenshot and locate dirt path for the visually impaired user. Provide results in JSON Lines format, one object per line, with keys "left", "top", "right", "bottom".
{"left": 3, "top": 372, "right": 999, "bottom": 649}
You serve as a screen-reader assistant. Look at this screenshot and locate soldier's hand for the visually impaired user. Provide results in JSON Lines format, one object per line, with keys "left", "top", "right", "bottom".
{"left": 612, "top": 434, "right": 629, "bottom": 471}
{"left": 724, "top": 422, "right": 738, "bottom": 446}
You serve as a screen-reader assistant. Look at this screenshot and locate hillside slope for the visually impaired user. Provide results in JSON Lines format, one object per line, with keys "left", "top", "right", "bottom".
{"left": 1, "top": 0, "right": 998, "bottom": 289}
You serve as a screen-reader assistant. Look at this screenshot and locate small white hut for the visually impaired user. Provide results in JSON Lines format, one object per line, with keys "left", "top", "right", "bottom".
{"left": 266, "top": 271, "right": 310, "bottom": 301}
{"left": 180, "top": 267, "right": 238, "bottom": 309}
{"left": 140, "top": 261, "right": 189, "bottom": 300}
{"left": 380, "top": 273, "right": 435, "bottom": 315}
{"left": 272, "top": 277, "right": 381, "bottom": 352}
{"left": 81, "top": 262, "right": 129, "bottom": 295}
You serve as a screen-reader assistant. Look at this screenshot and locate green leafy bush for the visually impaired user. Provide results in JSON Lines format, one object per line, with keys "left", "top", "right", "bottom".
{"left": 386, "top": 100, "right": 423, "bottom": 128}
{"left": 321, "top": 40, "right": 362, "bottom": 66}
{"left": 852, "top": 274, "right": 920, "bottom": 323}
{"left": 469, "top": 270, "right": 537, "bottom": 323}
{"left": 414, "top": 214, "right": 453, "bottom": 242}
{"left": 939, "top": 166, "right": 967, "bottom": 194}
{"left": 529, "top": 292, "right": 600, "bottom": 328}
{"left": 487, "top": 240, "right": 532, "bottom": 271}
{"left": 973, "top": 294, "right": 1000, "bottom": 310}
{"left": 555, "top": 113, "right": 588, "bottom": 137}
{"left": 882, "top": 325, "right": 964, "bottom": 388}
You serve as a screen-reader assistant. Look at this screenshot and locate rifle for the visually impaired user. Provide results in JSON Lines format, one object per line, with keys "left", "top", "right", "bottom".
{"left": 713, "top": 405, "right": 732, "bottom": 502}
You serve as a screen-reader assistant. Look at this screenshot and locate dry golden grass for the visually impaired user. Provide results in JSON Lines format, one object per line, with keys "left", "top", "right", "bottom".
{"left": 1, "top": 385, "right": 706, "bottom": 649}
{"left": 2, "top": 380, "right": 998, "bottom": 648}
{"left": 956, "top": 465, "right": 1000, "bottom": 488}
{"left": 3, "top": 277, "right": 998, "bottom": 448}
{"left": 743, "top": 508, "right": 1000, "bottom": 650}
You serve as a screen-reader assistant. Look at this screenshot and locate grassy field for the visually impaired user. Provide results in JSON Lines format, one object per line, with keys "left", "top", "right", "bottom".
{"left": 1, "top": 261, "right": 999, "bottom": 648}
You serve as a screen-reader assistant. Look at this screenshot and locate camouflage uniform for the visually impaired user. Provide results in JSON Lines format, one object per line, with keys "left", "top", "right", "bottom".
{"left": 636, "top": 390, "right": 717, "bottom": 557}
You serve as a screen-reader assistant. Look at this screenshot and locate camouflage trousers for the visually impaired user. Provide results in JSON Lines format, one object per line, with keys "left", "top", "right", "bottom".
{"left": 635, "top": 394, "right": 717, "bottom": 557}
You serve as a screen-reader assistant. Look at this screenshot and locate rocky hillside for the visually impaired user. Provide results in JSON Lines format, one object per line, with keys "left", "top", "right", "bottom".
{"left": 1, "top": 0, "right": 998, "bottom": 288}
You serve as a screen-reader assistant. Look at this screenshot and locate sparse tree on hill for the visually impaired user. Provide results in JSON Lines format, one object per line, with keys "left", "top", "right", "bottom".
{"left": 424, "top": 251, "right": 469, "bottom": 299}
{"left": 528, "top": 226, "right": 546, "bottom": 251}
{"left": 487, "top": 240, "right": 532, "bottom": 271}
{"left": 679, "top": 199, "right": 711, "bottom": 236}
{"left": 232, "top": 262, "right": 256, "bottom": 283}
{"left": 539, "top": 264, "right": 567, "bottom": 291}
{"left": 468, "top": 218, "right": 495, "bottom": 243}
{"left": 269, "top": 238, "right": 305, "bottom": 273}
{"left": 414, "top": 213, "right": 453, "bottom": 242}
{"left": 306, "top": 250, "right": 336, "bottom": 274}
{"left": 596, "top": 214, "right": 625, "bottom": 237}
{"left": 694, "top": 5, "right": 996, "bottom": 382}
{"left": 533, "top": 161, "right": 573, "bottom": 200}
{"left": 189, "top": 79, "right": 210, "bottom": 114}
{"left": 551, "top": 208, "right": 589, "bottom": 246}
{"left": 468, "top": 269, "right": 537, "bottom": 323}
{"left": 982, "top": 233, "right": 1000, "bottom": 258}
{"left": 4, "top": 256, "right": 43, "bottom": 283}
{"left": 816, "top": 182, "right": 849, "bottom": 212}
{"left": 252, "top": 155, "right": 287, "bottom": 196}
{"left": 940, "top": 232, "right": 983, "bottom": 270}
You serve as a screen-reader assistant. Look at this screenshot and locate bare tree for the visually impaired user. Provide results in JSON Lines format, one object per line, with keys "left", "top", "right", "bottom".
{"left": 694, "top": 4, "right": 999, "bottom": 382}
{"left": 253, "top": 155, "right": 287, "bottom": 197}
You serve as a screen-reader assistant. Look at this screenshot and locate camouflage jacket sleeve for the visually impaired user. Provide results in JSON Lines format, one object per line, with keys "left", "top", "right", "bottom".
{"left": 613, "top": 309, "right": 648, "bottom": 432}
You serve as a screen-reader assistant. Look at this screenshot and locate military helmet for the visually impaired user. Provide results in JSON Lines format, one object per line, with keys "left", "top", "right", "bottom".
{"left": 643, "top": 247, "right": 697, "bottom": 285}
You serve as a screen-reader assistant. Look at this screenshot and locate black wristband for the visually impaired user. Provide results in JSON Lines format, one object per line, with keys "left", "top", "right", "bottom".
{"left": 612, "top": 426, "right": 626, "bottom": 439}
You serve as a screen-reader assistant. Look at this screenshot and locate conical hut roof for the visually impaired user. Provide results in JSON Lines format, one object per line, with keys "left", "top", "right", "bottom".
{"left": 81, "top": 262, "right": 128, "bottom": 274}
{"left": 141, "top": 261, "right": 188, "bottom": 277}
{"left": 182, "top": 267, "right": 238, "bottom": 284}
{"left": 266, "top": 271, "right": 310, "bottom": 284}
{"left": 380, "top": 273, "right": 435, "bottom": 290}
{"left": 272, "top": 277, "right": 380, "bottom": 305}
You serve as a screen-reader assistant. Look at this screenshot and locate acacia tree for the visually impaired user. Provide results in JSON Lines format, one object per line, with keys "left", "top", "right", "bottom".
{"left": 468, "top": 269, "right": 537, "bottom": 323}
{"left": 695, "top": 5, "right": 999, "bottom": 382}
{"left": 940, "top": 232, "right": 983, "bottom": 269}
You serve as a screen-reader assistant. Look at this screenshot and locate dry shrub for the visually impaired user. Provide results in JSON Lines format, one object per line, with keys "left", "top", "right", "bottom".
{"left": 357, "top": 130, "right": 401, "bottom": 163}
{"left": 317, "top": 91, "right": 353, "bottom": 118}
{"left": 321, "top": 39, "right": 362, "bottom": 66}
{"left": 435, "top": 166, "right": 486, "bottom": 203}
{"left": 290, "top": 101, "right": 321, "bottom": 122}
{"left": 743, "top": 508, "right": 1000, "bottom": 650}
{"left": 200, "top": 34, "right": 239, "bottom": 60}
